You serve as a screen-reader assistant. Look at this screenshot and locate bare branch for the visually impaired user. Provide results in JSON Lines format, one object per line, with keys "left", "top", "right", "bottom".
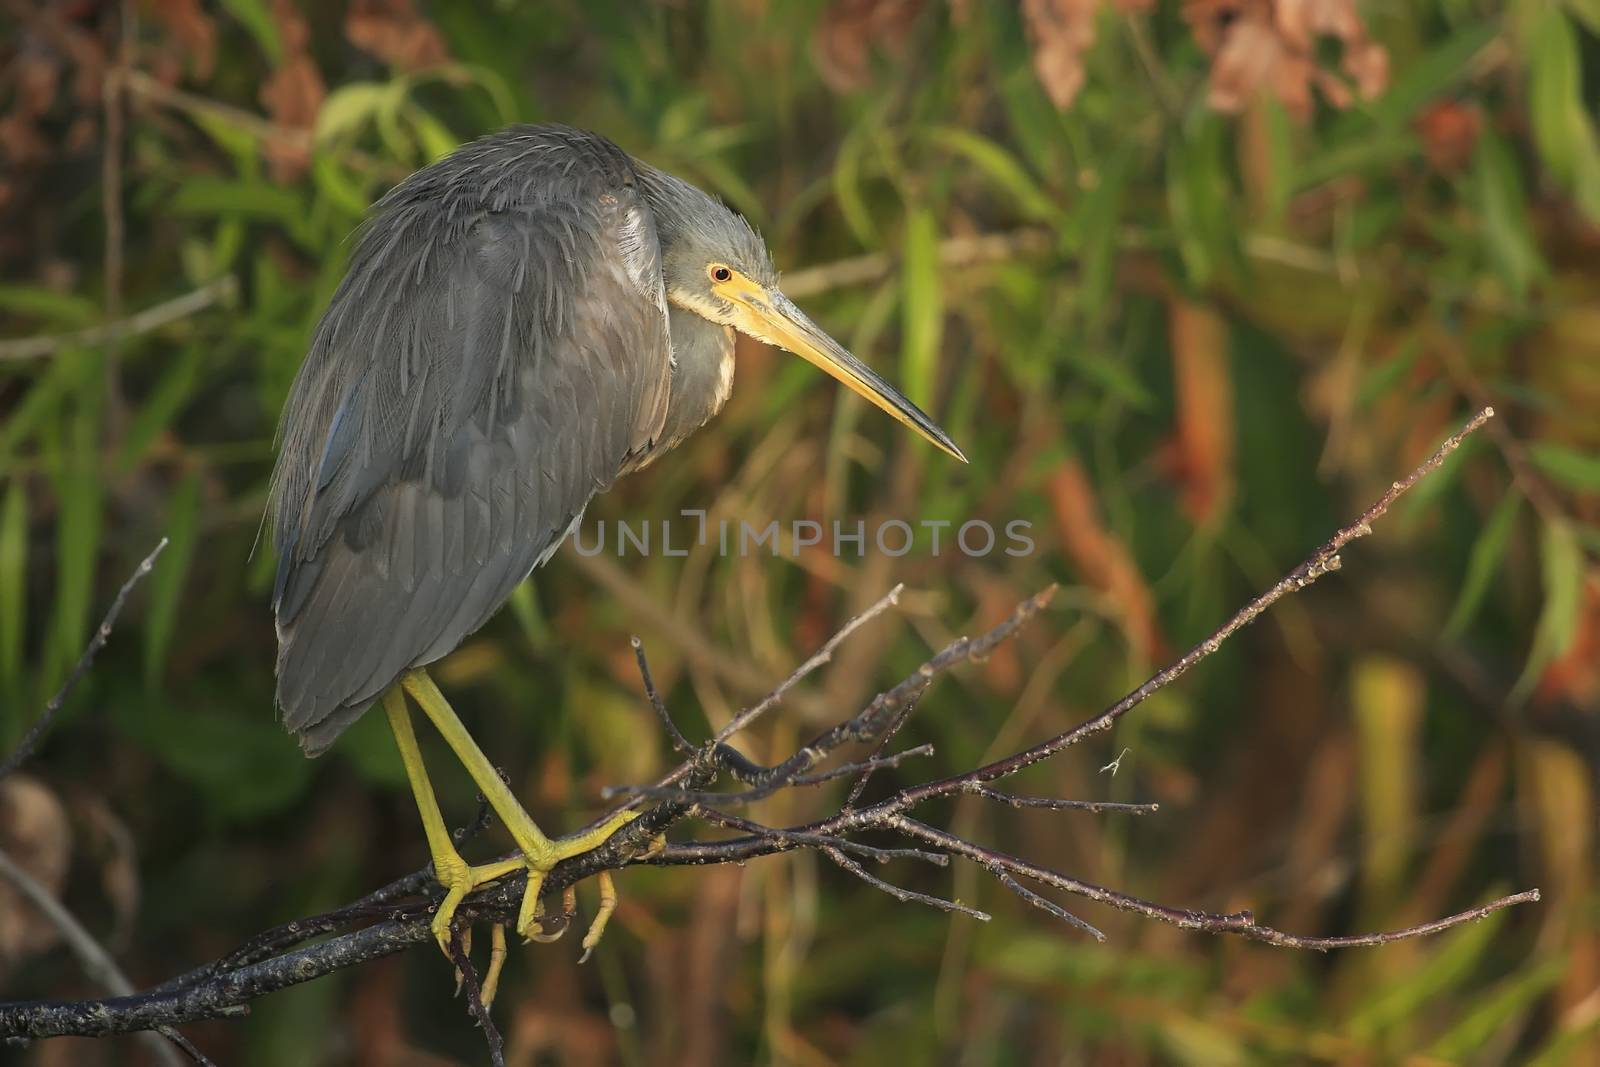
{"left": 964, "top": 786, "right": 1159, "bottom": 814}
{"left": 0, "top": 278, "right": 238, "bottom": 362}
{"left": 822, "top": 847, "right": 989, "bottom": 921}
{"left": 446, "top": 928, "right": 504, "bottom": 1067}
{"left": 994, "top": 872, "right": 1106, "bottom": 942}
{"left": 0, "top": 408, "right": 1538, "bottom": 1049}
{"left": 631, "top": 636, "right": 696, "bottom": 756}
{"left": 0, "top": 539, "right": 168, "bottom": 780}
{"left": 710, "top": 582, "right": 904, "bottom": 746}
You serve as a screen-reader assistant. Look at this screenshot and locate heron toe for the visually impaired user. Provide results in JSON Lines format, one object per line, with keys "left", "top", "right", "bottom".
{"left": 510, "top": 808, "right": 639, "bottom": 945}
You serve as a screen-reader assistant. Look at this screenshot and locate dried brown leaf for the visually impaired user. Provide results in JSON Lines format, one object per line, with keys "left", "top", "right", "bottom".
{"left": 0, "top": 776, "right": 73, "bottom": 976}
{"left": 345, "top": 0, "right": 450, "bottom": 71}
{"left": 813, "top": 0, "right": 926, "bottom": 94}
{"left": 260, "top": 0, "right": 324, "bottom": 182}
{"left": 1022, "top": 0, "right": 1100, "bottom": 110}
{"left": 1046, "top": 458, "right": 1167, "bottom": 660}
{"left": 1184, "top": 0, "right": 1389, "bottom": 120}
{"left": 146, "top": 0, "right": 217, "bottom": 80}
{"left": 1164, "top": 297, "right": 1235, "bottom": 524}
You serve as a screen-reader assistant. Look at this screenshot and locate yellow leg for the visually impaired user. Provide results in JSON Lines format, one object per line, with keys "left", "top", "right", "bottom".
{"left": 400, "top": 668, "right": 638, "bottom": 941}
{"left": 382, "top": 688, "right": 523, "bottom": 953}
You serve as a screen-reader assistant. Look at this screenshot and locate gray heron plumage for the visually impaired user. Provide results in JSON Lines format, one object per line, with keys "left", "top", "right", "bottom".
{"left": 266, "top": 123, "right": 964, "bottom": 974}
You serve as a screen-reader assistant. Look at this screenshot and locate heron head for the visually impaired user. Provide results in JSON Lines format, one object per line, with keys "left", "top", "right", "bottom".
{"left": 641, "top": 168, "right": 966, "bottom": 464}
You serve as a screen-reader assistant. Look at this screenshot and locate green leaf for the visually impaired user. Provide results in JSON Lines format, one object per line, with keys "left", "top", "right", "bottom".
{"left": 900, "top": 205, "right": 943, "bottom": 412}
{"left": 1355, "top": 333, "right": 1424, "bottom": 410}
{"left": 310, "top": 155, "right": 372, "bottom": 220}
{"left": 1529, "top": 441, "right": 1600, "bottom": 491}
{"left": 0, "top": 480, "right": 26, "bottom": 695}
{"left": 1166, "top": 116, "right": 1233, "bottom": 288}
{"left": 313, "top": 82, "right": 390, "bottom": 146}
{"left": 1426, "top": 955, "right": 1567, "bottom": 1061}
{"left": 118, "top": 347, "right": 206, "bottom": 474}
{"left": 406, "top": 103, "right": 461, "bottom": 162}
{"left": 832, "top": 128, "right": 880, "bottom": 247}
{"left": 1566, "top": 0, "right": 1600, "bottom": 34}
{"left": 1528, "top": 7, "right": 1600, "bottom": 222}
{"left": 1511, "top": 519, "right": 1584, "bottom": 703}
{"left": 1348, "top": 896, "right": 1512, "bottom": 1037}
{"left": 928, "top": 127, "right": 1059, "bottom": 223}
{"left": 1365, "top": 24, "right": 1497, "bottom": 130}
{"left": 1530, "top": 9, "right": 1581, "bottom": 183}
{"left": 1472, "top": 131, "right": 1545, "bottom": 300}
{"left": 1444, "top": 490, "right": 1520, "bottom": 638}
{"left": 219, "top": 0, "right": 281, "bottom": 61}
{"left": 0, "top": 286, "right": 100, "bottom": 327}
{"left": 168, "top": 178, "right": 307, "bottom": 228}
{"left": 506, "top": 579, "right": 550, "bottom": 649}
{"left": 133, "top": 701, "right": 313, "bottom": 821}
{"left": 1075, "top": 143, "right": 1132, "bottom": 323}
{"left": 0, "top": 354, "right": 77, "bottom": 466}
{"left": 50, "top": 395, "right": 103, "bottom": 685}
{"left": 143, "top": 472, "right": 199, "bottom": 687}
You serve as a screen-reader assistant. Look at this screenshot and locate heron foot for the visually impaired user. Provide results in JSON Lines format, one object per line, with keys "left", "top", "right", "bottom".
{"left": 429, "top": 853, "right": 523, "bottom": 956}
{"left": 512, "top": 809, "right": 639, "bottom": 947}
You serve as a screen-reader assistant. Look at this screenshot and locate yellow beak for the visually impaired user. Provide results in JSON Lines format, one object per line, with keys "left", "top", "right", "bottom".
{"left": 718, "top": 271, "right": 967, "bottom": 463}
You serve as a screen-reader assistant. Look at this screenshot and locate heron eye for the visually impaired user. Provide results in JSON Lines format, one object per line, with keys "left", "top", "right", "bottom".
{"left": 710, "top": 265, "right": 733, "bottom": 283}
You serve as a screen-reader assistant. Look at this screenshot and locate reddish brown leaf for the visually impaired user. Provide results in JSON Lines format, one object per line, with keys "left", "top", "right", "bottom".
{"left": 813, "top": 0, "right": 926, "bottom": 94}
{"left": 1164, "top": 297, "right": 1235, "bottom": 524}
{"left": 1537, "top": 569, "right": 1600, "bottom": 707}
{"left": 259, "top": 0, "right": 324, "bottom": 182}
{"left": 146, "top": 0, "right": 217, "bottom": 80}
{"left": 344, "top": 0, "right": 451, "bottom": 71}
{"left": 1021, "top": 0, "right": 1100, "bottom": 110}
{"left": 1183, "top": 0, "right": 1389, "bottom": 120}
{"left": 1416, "top": 100, "right": 1482, "bottom": 174}
{"left": 1046, "top": 458, "right": 1167, "bottom": 660}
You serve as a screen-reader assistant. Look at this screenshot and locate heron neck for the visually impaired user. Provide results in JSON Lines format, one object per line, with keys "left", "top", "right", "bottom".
{"left": 656, "top": 306, "right": 736, "bottom": 454}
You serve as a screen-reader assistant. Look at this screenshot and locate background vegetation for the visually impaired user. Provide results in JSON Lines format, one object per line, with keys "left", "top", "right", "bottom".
{"left": 1, "top": 0, "right": 1596, "bottom": 1063}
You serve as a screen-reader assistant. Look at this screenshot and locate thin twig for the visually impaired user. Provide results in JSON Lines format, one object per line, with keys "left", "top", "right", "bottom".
{"left": 0, "top": 539, "right": 168, "bottom": 780}
{"left": 698, "top": 810, "right": 947, "bottom": 866}
{"left": 711, "top": 583, "right": 904, "bottom": 746}
{"left": 995, "top": 872, "right": 1106, "bottom": 942}
{"left": 631, "top": 636, "right": 695, "bottom": 756}
{"left": 965, "top": 786, "right": 1159, "bottom": 814}
{"left": 790, "top": 744, "right": 935, "bottom": 787}
{"left": 822, "top": 848, "right": 989, "bottom": 921}
{"left": 881, "top": 408, "right": 1498, "bottom": 811}
{"left": 447, "top": 927, "right": 504, "bottom": 1067}
{"left": 618, "top": 586, "right": 1057, "bottom": 808}
{"left": 0, "top": 278, "right": 238, "bottom": 362}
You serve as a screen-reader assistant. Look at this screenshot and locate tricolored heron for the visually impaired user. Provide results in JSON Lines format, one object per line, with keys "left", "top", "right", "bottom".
{"left": 269, "top": 124, "right": 964, "bottom": 989}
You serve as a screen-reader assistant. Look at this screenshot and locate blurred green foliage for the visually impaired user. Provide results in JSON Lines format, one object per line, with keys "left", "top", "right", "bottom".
{"left": 0, "top": 0, "right": 1597, "bottom": 1063}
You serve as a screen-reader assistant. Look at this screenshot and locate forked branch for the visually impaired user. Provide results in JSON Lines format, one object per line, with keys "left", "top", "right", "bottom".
{"left": 0, "top": 407, "right": 1538, "bottom": 1049}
